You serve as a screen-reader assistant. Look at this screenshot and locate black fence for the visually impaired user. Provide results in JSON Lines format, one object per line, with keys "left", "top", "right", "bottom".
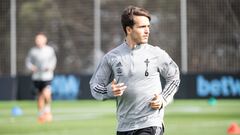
{"left": 1, "top": 0, "right": 240, "bottom": 75}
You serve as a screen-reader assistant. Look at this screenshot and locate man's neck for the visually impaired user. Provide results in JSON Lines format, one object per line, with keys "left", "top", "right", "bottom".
{"left": 36, "top": 44, "right": 47, "bottom": 48}
{"left": 125, "top": 38, "right": 137, "bottom": 49}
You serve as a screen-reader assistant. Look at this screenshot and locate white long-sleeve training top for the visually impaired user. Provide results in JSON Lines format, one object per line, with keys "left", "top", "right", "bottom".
{"left": 90, "top": 42, "right": 180, "bottom": 131}
{"left": 26, "top": 45, "right": 57, "bottom": 81}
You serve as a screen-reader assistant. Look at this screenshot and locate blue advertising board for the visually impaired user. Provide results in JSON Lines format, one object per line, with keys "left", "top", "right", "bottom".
{"left": 0, "top": 73, "right": 239, "bottom": 100}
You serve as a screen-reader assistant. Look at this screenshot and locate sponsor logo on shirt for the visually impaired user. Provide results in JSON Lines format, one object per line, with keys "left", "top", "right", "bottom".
{"left": 116, "top": 62, "right": 123, "bottom": 76}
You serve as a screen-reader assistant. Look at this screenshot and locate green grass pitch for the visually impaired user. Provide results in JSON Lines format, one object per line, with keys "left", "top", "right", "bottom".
{"left": 0, "top": 99, "right": 239, "bottom": 135}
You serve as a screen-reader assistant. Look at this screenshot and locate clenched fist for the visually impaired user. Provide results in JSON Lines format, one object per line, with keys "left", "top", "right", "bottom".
{"left": 111, "top": 79, "right": 127, "bottom": 97}
{"left": 150, "top": 94, "right": 163, "bottom": 110}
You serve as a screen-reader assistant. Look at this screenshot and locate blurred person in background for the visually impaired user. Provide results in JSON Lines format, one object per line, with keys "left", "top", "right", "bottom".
{"left": 90, "top": 5, "right": 180, "bottom": 135}
{"left": 26, "top": 32, "right": 57, "bottom": 123}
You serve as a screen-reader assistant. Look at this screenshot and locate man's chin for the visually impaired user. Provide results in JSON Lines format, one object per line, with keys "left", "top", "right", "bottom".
{"left": 141, "top": 41, "right": 148, "bottom": 44}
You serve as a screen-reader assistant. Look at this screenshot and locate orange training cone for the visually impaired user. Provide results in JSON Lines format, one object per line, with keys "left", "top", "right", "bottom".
{"left": 227, "top": 122, "right": 240, "bottom": 134}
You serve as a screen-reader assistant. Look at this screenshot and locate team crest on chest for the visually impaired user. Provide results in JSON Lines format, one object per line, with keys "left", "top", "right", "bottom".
{"left": 144, "top": 59, "right": 150, "bottom": 77}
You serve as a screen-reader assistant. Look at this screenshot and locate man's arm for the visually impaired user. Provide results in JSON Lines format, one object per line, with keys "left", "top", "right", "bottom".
{"left": 25, "top": 49, "right": 37, "bottom": 72}
{"left": 46, "top": 47, "right": 57, "bottom": 71}
{"left": 159, "top": 50, "right": 180, "bottom": 108}
{"left": 89, "top": 55, "right": 115, "bottom": 100}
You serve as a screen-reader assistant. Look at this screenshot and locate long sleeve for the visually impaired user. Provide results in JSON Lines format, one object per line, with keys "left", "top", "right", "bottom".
{"left": 157, "top": 49, "right": 180, "bottom": 107}
{"left": 47, "top": 48, "right": 57, "bottom": 71}
{"left": 89, "top": 55, "right": 114, "bottom": 100}
{"left": 25, "top": 49, "right": 34, "bottom": 71}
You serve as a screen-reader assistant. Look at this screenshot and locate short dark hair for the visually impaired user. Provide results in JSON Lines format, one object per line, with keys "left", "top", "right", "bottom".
{"left": 121, "top": 5, "right": 151, "bottom": 35}
{"left": 36, "top": 32, "right": 47, "bottom": 37}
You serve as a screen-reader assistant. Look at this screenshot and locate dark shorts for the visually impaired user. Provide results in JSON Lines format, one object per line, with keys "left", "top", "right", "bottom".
{"left": 33, "top": 80, "right": 51, "bottom": 93}
{"left": 117, "top": 126, "right": 164, "bottom": 135}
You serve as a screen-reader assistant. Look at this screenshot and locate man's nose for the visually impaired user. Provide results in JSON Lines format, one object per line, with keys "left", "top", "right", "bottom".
{"left": 145, "top": 28, "right": 150, "bottom": 34}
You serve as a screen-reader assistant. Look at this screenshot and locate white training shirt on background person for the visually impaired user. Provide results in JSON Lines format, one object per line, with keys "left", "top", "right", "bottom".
{"left": 26, "top": 45, "right": 57, "bottom": 81}
{"left": 90, "top": 42, "right": 180, "bottom": 131}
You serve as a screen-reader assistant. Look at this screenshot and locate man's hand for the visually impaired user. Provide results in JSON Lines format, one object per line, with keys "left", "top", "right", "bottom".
{"left": 150, "top": 94, "right": 163, "bottom": 110}
{"left": 31, "top": 65, "right": 38, "bottom": 73}
{"left": 111, "top": 79, "right": 127, "bottom": 97}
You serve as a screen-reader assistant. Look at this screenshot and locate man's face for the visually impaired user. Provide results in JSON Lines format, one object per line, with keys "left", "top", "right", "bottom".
{"left": 35, "top": 35, "right": 47, "bottom": 48}
{"left": 128, "top": 16, "right": 150, "bottom": 44}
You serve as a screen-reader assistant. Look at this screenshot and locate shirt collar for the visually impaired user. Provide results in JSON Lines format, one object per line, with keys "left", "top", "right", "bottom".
{"left": 123, "top": 41, "right": 146, "bottom": 51}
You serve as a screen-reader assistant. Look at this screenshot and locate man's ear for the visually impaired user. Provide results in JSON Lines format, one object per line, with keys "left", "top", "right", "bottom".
{"left": 126, "top": 26, "right": 132, "bottom": 35}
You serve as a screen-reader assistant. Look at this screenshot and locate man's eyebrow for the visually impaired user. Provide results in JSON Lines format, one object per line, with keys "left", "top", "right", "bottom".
{"left": 137, "top": 24, "right": 150, "bottom": 27}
